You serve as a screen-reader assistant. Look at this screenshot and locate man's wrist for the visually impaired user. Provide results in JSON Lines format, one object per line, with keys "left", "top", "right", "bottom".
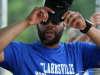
{"left": 24, "top": 19, "right": 31, "bottom": 27}
{"left": 80, "top": 20, "right": 93, "bottom": 33}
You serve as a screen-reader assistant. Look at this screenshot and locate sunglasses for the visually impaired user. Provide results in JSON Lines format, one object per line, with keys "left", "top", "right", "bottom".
{"left": 40, "top": 20, "right": 63, "bottom": 25}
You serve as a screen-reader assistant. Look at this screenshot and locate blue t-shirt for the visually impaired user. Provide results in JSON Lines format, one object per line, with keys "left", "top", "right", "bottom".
{"left": 0, "top": 41, "right": 100, "bottom": 75}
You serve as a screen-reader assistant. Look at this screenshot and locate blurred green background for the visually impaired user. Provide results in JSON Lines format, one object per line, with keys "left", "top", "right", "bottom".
{"left": 6, "top": 0, "right": 95, "bottom": 75}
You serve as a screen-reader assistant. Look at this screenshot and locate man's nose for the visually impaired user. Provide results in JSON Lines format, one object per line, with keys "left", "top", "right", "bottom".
{"left": 46, "top": 23, "right": 54, "bottom": 28}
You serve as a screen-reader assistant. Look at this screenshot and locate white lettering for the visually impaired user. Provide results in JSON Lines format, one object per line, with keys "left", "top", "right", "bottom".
{"left": 71, "top": 64, "right": 75, "bottom": 74}
{"left": 65, "top": 64, "right": 70, "bottom": 74}
{"left": 57, "top": 64, "right": 61, "bottom": 74}
{"left": 40, "top": 63, "right": 75, "bottom": 74}
{"left": 61, "top": 64, "right": 65, "bottom": 74}
{"left": 51, "top": 63, "right": 55, "bottom": 74}
{"left": 46, "top": 63, "right": 50, "bottom": 73}
{"left": 35, "top": 71, "right": 46, "bottom": 75}
{"left": 55, "top": 64, "right": 58, "bottom": 74}
{"left": 40, "top": 63, "right": 46, "bottom": 73}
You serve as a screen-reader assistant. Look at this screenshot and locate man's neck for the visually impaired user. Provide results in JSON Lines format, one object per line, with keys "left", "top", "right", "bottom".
{"left": 39, "top": 40, "right": 60, "bottom": 48}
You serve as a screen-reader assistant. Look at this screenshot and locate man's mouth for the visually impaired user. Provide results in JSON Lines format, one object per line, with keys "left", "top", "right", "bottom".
{"left": 45, "top": 30, "right": 55, "bottom": 36}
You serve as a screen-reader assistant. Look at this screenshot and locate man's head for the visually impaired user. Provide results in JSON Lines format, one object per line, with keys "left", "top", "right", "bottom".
{"left": 44, "top": 0, "right": 74, "bottom": 22}
{"left": 37, "top": 0, "right": 74, "bottom": 45}
{"left": 37, "top": 20, "right": 65, "bottom": 45}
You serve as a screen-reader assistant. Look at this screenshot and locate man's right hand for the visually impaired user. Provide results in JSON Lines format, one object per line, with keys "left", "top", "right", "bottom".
{"left": 25, "top": 7, "right": 55, "bottom": 25}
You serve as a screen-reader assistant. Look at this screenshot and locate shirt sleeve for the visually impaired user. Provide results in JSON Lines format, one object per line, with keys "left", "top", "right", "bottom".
{"left": 80, "top": 42, "right": 100, "bottom": 71}
{"left": 0, "top": 41, "right": 24, "bottom": 74}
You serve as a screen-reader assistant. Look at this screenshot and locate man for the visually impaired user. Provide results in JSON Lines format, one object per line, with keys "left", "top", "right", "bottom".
{"left": 0, "top": 0, "right": 100, "bottom": 75}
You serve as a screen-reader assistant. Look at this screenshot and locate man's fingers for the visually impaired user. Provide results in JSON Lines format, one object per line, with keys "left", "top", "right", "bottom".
{"left": 39, "top": 8, "right": 48, "bottom": 22}
{"left": 63, "top": 11, "right": 71, "bottom": 22}
{"left": 45, "top": 10, "right": 49, "bottom": 22}
{"left": 71, "top": 18, "right": 79, "bottom": 28}
{"left": 67, "top": 14, "right": 79, "bottom": 26}
{"left": 44, "top": 7, "right": 55, "bottom": 14}
{"left": 62, "top": 11, "right": 70, "bottom": 19}
{"left": 39, "top": 7, "right": 55, "bottom": 22}
{"left": 62, "top": 11, "right": 86, "bottom": 30}
{"left": 63, "top": 11, "right": 78, "bottom": 26}
{"left": 44, "top": 10, "right": 49, "bottom": 22}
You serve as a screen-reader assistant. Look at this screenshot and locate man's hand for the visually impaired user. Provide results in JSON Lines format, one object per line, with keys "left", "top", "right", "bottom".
{"left": 62, "top": 11, "right": 86, "bottom": 30}
{"left": 90, "top": 12, "right": 100, "bottom": 28}
{"left": 25, "top": 7, "right": 55, "bottom": 25}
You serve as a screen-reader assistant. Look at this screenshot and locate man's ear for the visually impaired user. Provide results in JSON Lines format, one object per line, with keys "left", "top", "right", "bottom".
{"left": 63, "top": 22, "right": 66, "bottom": 30}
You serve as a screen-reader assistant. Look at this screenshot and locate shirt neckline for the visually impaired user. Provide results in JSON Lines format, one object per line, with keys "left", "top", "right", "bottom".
{"left": 37, "top": 41, "right": 64, "bottom": 54}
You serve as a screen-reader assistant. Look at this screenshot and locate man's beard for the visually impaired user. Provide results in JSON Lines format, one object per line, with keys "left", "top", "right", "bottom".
{"left": 37, "top": 27, "right": 63, "bottom": 46}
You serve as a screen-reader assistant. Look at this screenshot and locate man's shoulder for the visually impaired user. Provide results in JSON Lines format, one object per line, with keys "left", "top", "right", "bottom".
{"left": 10, "top": 41, "right": 38, "bottom": 47}
{"left": 63, "top": 41, "right": 94, "bottom": 49}
{"left": 60, "top": 42, "right": 79, "bottom": 49}
{"left": 63, "top": 41, "right": 81, "bottom": 47}
{"left": 8, "top": 41, "right": 38, "bottom": 50}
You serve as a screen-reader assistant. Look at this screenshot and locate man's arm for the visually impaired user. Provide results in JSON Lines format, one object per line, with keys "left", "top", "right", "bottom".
{"left": 62, "top": 11, "right": 100, "bottom": 48}
{"left": 0, "top": 19, "right": 29, "bottom": 52}
{"left": 0, "top": 7, "right": 55, "bottom": 62}
{"left": 73, "top": 12, "right": 100, "bottom": 43}
{"left": 87, "top": 27, "right": 100, "bottom": 48}
{"left": 0, "top": 19, "right": 29, "bottom": 62}
{"left": 73, "top": 22, "right": 100, "bottom": 48}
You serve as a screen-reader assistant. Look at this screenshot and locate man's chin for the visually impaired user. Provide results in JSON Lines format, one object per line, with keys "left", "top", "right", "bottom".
{"left": 45, "top": 35, "right": 55, "bottom": 39}
{"left": 45, "top": 38, "right": 54, "bottom": 41}
{"left": 42, "top": 40, "right": 53, "bottom": 45}
{"left": 40, "top": 37, "right": 60, "bottom": 45}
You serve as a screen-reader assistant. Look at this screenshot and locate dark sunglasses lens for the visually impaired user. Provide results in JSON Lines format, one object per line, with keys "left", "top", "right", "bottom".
{"left": 40, "top": 21, "right": 48, "bottom": 25}
{"left": 40, "top": 20, "right": 61, "bottom": 25}
{"left": 52, "top": 21, "right": 60, "bottom": 25}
